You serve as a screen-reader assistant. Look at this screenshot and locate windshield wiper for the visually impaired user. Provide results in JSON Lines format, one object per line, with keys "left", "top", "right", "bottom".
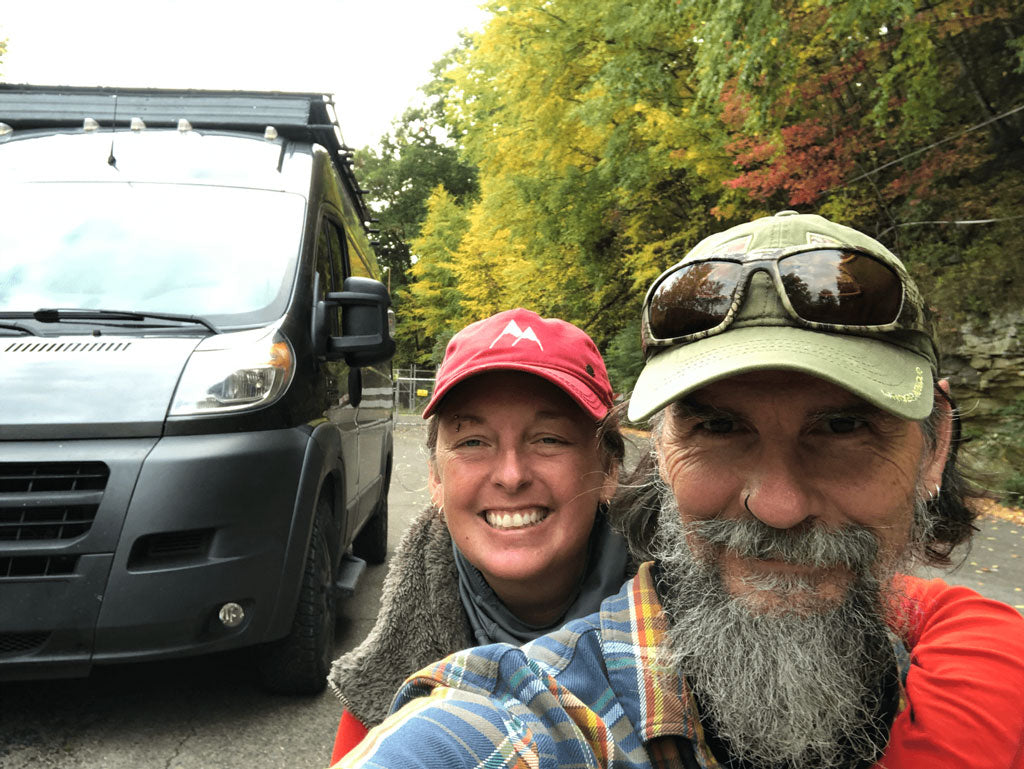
{"left": 0, "top": 321, "right": 34, "bottom": 335}
{"left": 32, "top": 308, "right": 221, "bottom": 334}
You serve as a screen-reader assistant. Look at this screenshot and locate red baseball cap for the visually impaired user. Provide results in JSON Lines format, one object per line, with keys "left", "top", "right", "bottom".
{"left": 421, "top": 308, "right": 614, "bottom": 422}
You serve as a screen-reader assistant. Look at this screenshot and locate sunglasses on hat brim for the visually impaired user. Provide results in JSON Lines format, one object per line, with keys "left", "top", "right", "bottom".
{"left": 641, "top": 246, "right": 907, "bottom": 356}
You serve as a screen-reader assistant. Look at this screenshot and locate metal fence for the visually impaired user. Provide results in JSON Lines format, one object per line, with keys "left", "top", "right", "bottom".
{"left": 393, "top": 367, "right": 437, "bottom": 413}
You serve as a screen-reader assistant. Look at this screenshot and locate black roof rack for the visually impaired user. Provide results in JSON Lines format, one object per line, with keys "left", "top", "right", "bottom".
{"left": 0, "top": 84, "right": 374, "bottom": 226}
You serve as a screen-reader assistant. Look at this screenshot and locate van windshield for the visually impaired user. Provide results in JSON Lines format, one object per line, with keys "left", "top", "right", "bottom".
{"left": 0, "top": 182, "right": 306, "bottom": 326}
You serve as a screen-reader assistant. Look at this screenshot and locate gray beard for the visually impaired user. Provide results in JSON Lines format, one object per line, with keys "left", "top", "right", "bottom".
{"left": 652, "top": 485, "right": 919, "bottom": 769}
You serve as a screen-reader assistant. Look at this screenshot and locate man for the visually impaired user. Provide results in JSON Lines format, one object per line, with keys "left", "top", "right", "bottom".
{"left": 335, "top": 212, "right": 1024, "bottom": 769}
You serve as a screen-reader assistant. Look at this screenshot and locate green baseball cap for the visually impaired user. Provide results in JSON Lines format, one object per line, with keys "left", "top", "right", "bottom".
{"left": 628, "top": 211, "right": 939, "bottom": 422}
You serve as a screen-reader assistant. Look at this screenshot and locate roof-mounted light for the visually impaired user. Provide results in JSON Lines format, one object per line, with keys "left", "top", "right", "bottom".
{"left": 264, "top": 126, "right": 278, "bottom": 140}
{"left": 177, "top": 119, "right": 193, "bottom": 132}
{"left": 83, "top": 118, "right": 100, "bottom": 132}
{"left": 130, "top": 117, "right": 146, "bottom": 131}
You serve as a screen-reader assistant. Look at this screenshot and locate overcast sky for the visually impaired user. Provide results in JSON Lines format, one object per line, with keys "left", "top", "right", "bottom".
{"left": 0, "top": 0, "right": 489, "bottom": 148}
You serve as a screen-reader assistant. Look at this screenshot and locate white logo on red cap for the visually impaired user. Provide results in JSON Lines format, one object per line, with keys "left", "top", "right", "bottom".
{"left": 489, "top": 320, "right": 544, "bottom": 351}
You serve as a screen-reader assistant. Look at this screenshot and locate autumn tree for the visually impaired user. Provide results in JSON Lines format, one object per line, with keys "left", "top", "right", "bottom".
{"left": 399, "top": 187, "right": 472, "bottom": 363}
{"left": 694, "top": 0, "right": 1024, "bottom": 331}
{"left": 413, "top": 0, "right": 741, "bottom": 352}
{"left": 352, "top": 47, "right": 479, "bottom": 365}
{"left": 391, "top": 0, "right": 1022, "bottom": 391}
{"left": 355, "top": 107, "right": 476, "bottom": 282}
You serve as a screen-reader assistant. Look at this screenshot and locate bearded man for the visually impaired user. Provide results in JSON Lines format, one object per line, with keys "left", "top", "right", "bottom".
{"left": 332, "top": 212, "right": 1024, "bottom": 769}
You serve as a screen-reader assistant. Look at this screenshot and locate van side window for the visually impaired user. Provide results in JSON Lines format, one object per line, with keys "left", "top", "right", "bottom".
{"left": 326, "top": 221, "right": 349, "bottom": 334}
{"left": 347, "top": 234, "right": 374, "bottom": 279}
{"left": 316, "top": 218, "right": 343, "bottom": 335}
{"left": 328, "top": 222, "right": 347, "bottom": 288}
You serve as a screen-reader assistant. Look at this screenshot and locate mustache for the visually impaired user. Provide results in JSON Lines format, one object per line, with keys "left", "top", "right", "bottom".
{"left": 684, "top": 517, "right": 880, "bottom": 573}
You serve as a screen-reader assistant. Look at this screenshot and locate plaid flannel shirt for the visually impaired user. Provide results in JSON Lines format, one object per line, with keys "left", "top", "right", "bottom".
{"left": 336, "top": 562, "right": 910, "bottom": 769}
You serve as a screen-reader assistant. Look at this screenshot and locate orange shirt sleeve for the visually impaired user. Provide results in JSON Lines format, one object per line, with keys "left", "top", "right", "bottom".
{"left": 878, "top": 575, "right": 1024, "bottom": 768}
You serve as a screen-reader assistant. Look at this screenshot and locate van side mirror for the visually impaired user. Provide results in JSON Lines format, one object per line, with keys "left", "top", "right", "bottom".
{"left": 317, "top": 277, "right": 395, "bottom": 366}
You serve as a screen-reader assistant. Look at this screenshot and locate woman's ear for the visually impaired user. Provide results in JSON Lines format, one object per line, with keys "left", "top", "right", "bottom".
{"left": 922, "top": 380, "right": 954, "bottom": 493}
{"left": 428, "top": 461, "right": 444, "bottom": 510}
{"left": 601, "top": 464, "right": 620, "bottom": 504}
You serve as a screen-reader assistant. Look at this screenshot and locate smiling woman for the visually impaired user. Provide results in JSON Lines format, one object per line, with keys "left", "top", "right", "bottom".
{"left": 326, "top": 308, "right": 632, "bottom": 763}
{"left": 429, "top": 371, "right": 620, "bottom": 628}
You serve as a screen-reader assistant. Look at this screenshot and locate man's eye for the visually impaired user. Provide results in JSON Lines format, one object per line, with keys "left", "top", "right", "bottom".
{"left": 827, "top": 416, "right": 863, "bottom": 434}
{"left": 538, "top": 436, "right": 566, "bottom": 445}
{"left": 457, "top": 438, "right": 484, "bottom": 448}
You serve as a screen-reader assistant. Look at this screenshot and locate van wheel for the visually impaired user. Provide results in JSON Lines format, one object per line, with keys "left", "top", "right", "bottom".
{"left": 257, "top": 499, "right": 335, "bottom": 694}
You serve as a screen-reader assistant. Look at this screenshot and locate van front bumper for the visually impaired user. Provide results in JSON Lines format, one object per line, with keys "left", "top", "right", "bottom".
{"left": 0, "top": 428, "right": 313, "bottom": 680}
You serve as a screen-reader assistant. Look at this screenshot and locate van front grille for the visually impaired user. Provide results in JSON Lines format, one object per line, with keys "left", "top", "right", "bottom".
{"left": 0, "top": 506, "right": 98, "bottom": 541}
{"left": 0, "top": 462, "right": 108, "bottom": 542}
{"left": 0, "top": 461, "right": 109, "bottom": 493}
{"left": 0, "top": 555, "right": 79, "bottom": 578}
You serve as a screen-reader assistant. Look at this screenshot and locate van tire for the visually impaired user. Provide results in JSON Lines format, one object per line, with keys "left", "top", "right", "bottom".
{"left": 256, "top": 497, "right": 335, "bottom": 694}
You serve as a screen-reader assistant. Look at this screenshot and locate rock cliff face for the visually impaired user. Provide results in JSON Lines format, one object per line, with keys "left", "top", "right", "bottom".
{"left": 942, "top": 310, "right": 1024, "bottom": 502}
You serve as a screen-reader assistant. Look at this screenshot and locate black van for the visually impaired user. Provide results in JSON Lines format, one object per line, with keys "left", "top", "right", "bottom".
{"left": 0, "top": 86, "right": 395, "bottom": 693}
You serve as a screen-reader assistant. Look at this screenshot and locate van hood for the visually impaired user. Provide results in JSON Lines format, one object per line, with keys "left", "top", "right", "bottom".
{"left": 0, "top": 335, "right": 202, "bottom": 439}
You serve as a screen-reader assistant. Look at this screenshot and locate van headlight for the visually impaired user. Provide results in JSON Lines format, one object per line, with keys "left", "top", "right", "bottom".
{"left": 169, "top": 327, "right": 295, "bottom": 416}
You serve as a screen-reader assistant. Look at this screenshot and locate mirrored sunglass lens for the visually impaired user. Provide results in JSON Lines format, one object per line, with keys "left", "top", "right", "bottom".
{"left": 648, "top": 261, "right": 742, "bottom": 339}
{"left": 779, "top": 250, "right": 902, "bottom": 325}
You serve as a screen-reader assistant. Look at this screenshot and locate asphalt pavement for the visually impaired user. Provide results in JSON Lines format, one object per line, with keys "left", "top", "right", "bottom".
{"left": 918, "top": 511, "right": 1024, "bottom": 611}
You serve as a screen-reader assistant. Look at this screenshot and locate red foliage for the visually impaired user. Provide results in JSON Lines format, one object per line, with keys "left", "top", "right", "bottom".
{"left": 724, "top": 117, "right": 871, "bottom": 205}
{"left": 718, "top": 45, "right": 885, "bottom": 205}
{"left": 714, "top": 1, "right": 1004, "bottom": 210}
{"left": 718, "top": 82, "right": 751, "bottom": 131}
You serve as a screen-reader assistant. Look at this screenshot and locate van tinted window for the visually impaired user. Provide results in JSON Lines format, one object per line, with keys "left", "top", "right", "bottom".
{"left": 318, "top": 218, "right": 347, "bottom": 335}
{"left": 347, "top": 235, "right": 374, "bottom": 279}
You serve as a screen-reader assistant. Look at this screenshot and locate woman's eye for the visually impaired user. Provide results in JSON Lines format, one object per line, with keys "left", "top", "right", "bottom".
{"left": 699, "top": 418, "right": 736, "bottom": 434}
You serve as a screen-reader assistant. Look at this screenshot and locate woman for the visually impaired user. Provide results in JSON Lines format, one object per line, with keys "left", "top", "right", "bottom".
{"left": 327, "top": 308, "right": 633, "bottom": 761}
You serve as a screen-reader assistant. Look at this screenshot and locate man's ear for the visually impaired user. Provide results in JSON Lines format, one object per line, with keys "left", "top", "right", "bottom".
{"left": 922, "top": 380, "right": 954, "bottom": 492}
{"left": 652, "top": 429, "right": 671, "bottom": 486}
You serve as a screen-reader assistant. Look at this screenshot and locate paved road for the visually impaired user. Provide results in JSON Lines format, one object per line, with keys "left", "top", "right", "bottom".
{"left": 1, "top": 420, "right": 1020, "bottom": 768}
{"left": 919, "top": 513, "right": 1024, "bottom": 611}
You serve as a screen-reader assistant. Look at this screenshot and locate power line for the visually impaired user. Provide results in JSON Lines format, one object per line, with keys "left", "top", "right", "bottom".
{"left": 877, "top": 213, "right": 1024, "bottom": 239}
{"left": 845, "top": 102, "right": 1024, "bottom": 185}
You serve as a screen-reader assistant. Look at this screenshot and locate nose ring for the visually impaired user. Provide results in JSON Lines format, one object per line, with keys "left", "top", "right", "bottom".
{"left": 744, "top": 494, "right": 755, "bottom": 515}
